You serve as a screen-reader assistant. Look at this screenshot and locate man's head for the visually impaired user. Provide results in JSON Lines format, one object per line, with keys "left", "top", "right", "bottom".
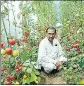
{"left": 46, "top": 26, "right": 56, "bottom": 42}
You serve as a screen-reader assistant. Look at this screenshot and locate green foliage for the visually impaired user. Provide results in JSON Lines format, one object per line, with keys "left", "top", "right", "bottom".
{"left": 21, "top": 60, "right": 40, "bottom": 84}
{"left": 1, "top": 0, "right": 84, "bottom": 85}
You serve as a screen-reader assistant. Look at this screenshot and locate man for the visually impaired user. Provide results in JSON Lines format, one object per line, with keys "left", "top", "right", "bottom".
{"left": 36, "top": 26, "right": 67, "bottom": 74}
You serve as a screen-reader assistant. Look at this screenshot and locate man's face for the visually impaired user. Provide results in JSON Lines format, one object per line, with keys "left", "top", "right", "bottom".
{"left": 47, "top": 29, "right": 56, "bottom": 42}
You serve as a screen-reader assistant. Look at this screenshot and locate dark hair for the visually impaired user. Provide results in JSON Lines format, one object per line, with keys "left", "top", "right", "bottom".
{"left": 46, "top": 26, "right": 56, "bottom": 33}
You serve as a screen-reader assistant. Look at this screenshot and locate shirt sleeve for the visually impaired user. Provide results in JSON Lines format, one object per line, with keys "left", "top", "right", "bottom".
{"left": 37, "top": 41, "right": 57, "bottom": 65}
{"left": 57, "top": 42, "right": 67, "bottom": 62}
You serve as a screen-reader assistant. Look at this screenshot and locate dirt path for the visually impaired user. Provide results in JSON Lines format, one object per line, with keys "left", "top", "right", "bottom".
{"left": 40, "top": 70, "right": 67, "bottom": 85}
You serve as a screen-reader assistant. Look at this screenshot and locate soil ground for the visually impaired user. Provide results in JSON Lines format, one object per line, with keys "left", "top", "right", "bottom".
{"left": 39, "top": 70, "right": 67, "bottom": 85}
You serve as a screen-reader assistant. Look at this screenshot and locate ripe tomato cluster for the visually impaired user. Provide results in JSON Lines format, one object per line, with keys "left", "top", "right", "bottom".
{"left": 8, "top": 39, "right": 16, "bottom": 45}
{"left": 24, "top": 31, "right": 30, "bottom": 37}
{"left": 21, "top": 36, "right": 28, "bottom": 43}
{"left": 5, "top": 81, "right": 12, "bottom": 85}
{"left": 65, "top": 40, "right": 82, "bottom": 55}
{"left": 8, "top": 75, "right": 15, "bottom": 81}
{"left": 1, "top": 39, "right": 19, "bottom": 57}
{"left": 15, "top": 63, "right": 23, "bottom": 72}
{"left": 1, "top": 38, "right": 23, "bottom": 81}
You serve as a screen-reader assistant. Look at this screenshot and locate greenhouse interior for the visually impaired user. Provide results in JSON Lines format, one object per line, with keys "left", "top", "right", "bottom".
{"left": 1, "top": 1, "right": 84, "bottom": 85}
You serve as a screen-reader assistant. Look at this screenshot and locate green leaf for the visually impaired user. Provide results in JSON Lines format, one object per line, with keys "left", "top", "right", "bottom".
{"left": 37, "top": 77, "right": 41, "bottom": 83}
{"left": 4, "top": 6, "right": 8, "bottom": 12}
{"left": 26, "top": 68, "right": 32, "bottom": 73}
{"left": 26, "top": 77, "right": 30, "bottom": 84}
{"left": 22, "top": 78, "right": 27, "bottom": 84}
{"left": 23, "top": 62, "right": 30, "bottom": 66}
{"left": 20, "top": 50, "right": 29, "bottom": 62}
{"left": 34, "top": 70, "right": 40, "bottom": 75}
{"left": 30, "top": 71, "right": 37, "bottom": 82}
{"left": 22, "top": 67, "right": 26, "bottom": 72}
{"left": 13, "top": 21, "right": 17, "bottom": 25}
{"left": 11, "top": 70, "right": 16, "bottom": 75}
{"left": 78, "top": 79, "right": 84, "bottom": 85}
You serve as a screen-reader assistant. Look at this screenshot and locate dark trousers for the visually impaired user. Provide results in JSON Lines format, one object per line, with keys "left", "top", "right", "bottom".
{"left": 38, "top": 66, "right": 59, "bottom": 74}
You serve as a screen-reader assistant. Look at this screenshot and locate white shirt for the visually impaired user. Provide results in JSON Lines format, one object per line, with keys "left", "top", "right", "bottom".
{"left": 36, "top": 37, "right": 67, "bottom": 69}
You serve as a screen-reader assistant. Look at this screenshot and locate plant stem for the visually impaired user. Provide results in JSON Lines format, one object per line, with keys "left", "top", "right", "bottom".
{"left": 2, "top": 16, "right": 9, "bottom": 45}
{"left": 8, "top": 56, "right": 11, "bottom": 74}
{"left": 11, "top": 2, "right": 17, "bottom": 38}
{"left": 7, "top": 3, "right": 11, "bottom": 36}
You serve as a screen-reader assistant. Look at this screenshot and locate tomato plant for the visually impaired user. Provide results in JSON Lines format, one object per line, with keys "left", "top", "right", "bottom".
{"left": 1, "top": 0, "right": 84, "bottom": 85}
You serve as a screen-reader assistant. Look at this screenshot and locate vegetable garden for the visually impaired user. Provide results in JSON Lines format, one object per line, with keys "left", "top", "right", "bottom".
{"left": 1, "top": 1, "right": 84, "bottom": 85}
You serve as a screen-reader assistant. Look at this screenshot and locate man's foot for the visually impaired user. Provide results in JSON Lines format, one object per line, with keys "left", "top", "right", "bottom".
{"left": 50, "top": 69, "right": 59, "bottom": 74}
{"left": 37, "top": 67, "right": 48, "bottom": 74}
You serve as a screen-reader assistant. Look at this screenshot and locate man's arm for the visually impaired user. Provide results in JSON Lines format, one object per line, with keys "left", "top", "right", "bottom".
{"left": 57, "top": 42, "right": 67, "bottom": 62}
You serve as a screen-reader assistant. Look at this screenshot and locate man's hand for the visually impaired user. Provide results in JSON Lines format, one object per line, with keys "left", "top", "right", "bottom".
{"left": 55, "top": 61, "right": 63, "bottom": 68}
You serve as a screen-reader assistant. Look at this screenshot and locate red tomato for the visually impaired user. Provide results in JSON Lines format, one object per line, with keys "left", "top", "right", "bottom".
{"left": 6, "top": 48, "right": 13, "bottom": 55}
{"left": 0, "top": 42, "right": 5, "bottom": 48}
{"left": 8, "top": 75, "right": 15, "bottom": 80}
{"left": 78, "top": 50, "right": 82, "bottom": 54}
{"left": 66, "top": 48, "right": 70, "bottom": 51}
{"left": 15, "top": 68, "right": 20, "bottom": 72}
{"left": 18, "top": 67, "right": 22, "bottom": 70}
{"left": 21, "top": 37, "right": 25, "bottom": 42}
{"left": 77, "top": 48, "right": 80, "bottom": 51}
{"left": 72, "top": 44, "right": 79, "bottom": 48}
{"left": 9, "top": 39, "right": 16, "bottom": 45}
{"left": 5, "top": 81, "right": 12, "bottom": 85}
{"left": 24, "top": 32, "right": 30, "bottom": 37}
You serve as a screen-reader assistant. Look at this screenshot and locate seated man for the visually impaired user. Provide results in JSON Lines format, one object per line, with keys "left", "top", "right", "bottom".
{"left": 36, "top": 26, "right": 67, "bottom": 74}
